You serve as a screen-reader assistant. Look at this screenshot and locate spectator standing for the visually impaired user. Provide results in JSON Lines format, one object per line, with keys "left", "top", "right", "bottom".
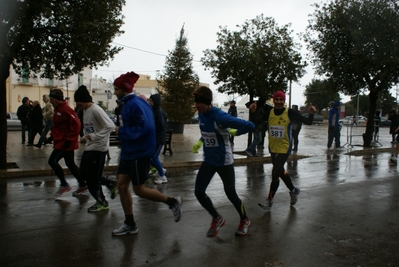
{"left": 327, "top": 101, "right": 341, "bottom": 149}
{"left": 245, "top": 98, "right": 266, "bottom": 157}
{"left": 48, "top": 89, "right": 86, "bottom": 196}
{"left": 227, "top": 100, "right": 237, "bottom": 144}
{"left": 16, "top": 97, "right": 31, "bottom": 144}
{"left": 291, "top": 104, "right": 303, "bottom": 152}
{"left": 373, "top": 110, "right": 381, "bottom": 142}
{"left": 192, "top": 86, "right": 255, "bottom": 237}
{"left": 34, "top": 95, "right": 54, "bottom": 148}
{"left": 111, "top": 71, "right": 182, "bottom": 236}
{"left": 73, "top": 85, "right": 116, "bottom": 212}
{"left": 258, "top": 90, "right": 316, "bottom": 211}
{"left": 27, "top": 101, "right": 43, "bottom": 146}
{"left": 148, "top": 94, "right": 168, "bottom": 184}
{"left": 388, "top": 109, "right": 398, "bottom": 143}
{"left": 390, "top": 126, "right": 399, "bottom": 165}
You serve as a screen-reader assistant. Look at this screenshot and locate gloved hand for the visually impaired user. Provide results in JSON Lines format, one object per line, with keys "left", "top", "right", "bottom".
{"left": 64, "top": 140, "right": 71, "bottom": 149}
{"left": 192, "top": 140, "right": 203, "bottom": 153}
{"left": 229, "top": 128, "right": 237, "bottom": 136}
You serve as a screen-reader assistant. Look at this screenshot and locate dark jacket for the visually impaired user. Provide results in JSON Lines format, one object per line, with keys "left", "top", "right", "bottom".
{"left": 246, "top": 98, "right": 266, "bottom": 131}
{"left": 28, "top": 104, "right": 43, "bottom": 132}
{"left": 150, "top": 94, "right": 167, "bottom": 146}
{"left": 291, "top": 106, "right": 302, "bottom": 132}
{"left": 228, "top": 105, "right": 237, "bottom": 117}
{"left": 17, "top": 104, "right": 30, "bottom": 126}
{"left": 388, "top": 110, "right": 398, "bottom": 134}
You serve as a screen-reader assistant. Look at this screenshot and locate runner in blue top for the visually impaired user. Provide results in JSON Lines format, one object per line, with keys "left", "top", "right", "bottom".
{"left": 192, "top": 86, "right": 255, "bottom": 237}
{"left": 111, "top": 71, "right": 182, "bottom": 236}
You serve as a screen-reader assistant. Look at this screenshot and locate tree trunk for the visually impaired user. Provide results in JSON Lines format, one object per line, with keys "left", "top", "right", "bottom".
{"left": 363, "top": 90, "right": 378, "bottom": 147}
{"left": 0, "top": 59, "right": 11, "bottom": 169}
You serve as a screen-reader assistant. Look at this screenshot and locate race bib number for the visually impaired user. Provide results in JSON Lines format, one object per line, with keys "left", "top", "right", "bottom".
{"left": 269, "top": 126, "right": 284, "bottom": 138}
{"left": 201, "top": 131, "right": 219, "bottom": 147}
{"left": 84, "top": 123, "right": 96, "bottom": 134}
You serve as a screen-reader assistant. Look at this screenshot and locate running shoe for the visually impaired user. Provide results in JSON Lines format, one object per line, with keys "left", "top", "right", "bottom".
{"left": 109, "top": 184, "right": 118, "bottom": 199}
{"left": 154, "top": 175, "right": 168, "bottom": 184}
{"left": 290, "top": 187, "right": 300, "bottom": 206}
{"left": 207, "top": 215, "right": 226, "bottom": 237}
{"left": 258, "top": 198, "right": 273, "bottom": 211}
{"left": 236, "top": 217, "right": 251, "bottom": 236}
{"left": 112, "top": 223, "right": 139, "bottom": 236}
{"left": 87, "top": 201, "right": 109, "bottom": 212}
{"left": 54, "top": 185, "right": 71, "bottom": 196}
{"left": 72, "top": 186, "right": 88, "bottom": 196}
{"left": 390, "top": 156, "right": 397, "bottom": 165}
{"left": 245, "top": 150, "right": 254, "bottom": 157}
{"left": 170, "top": 196, "right": 183, "bottom": 222}
{"left": 148, "top": 167, "right": 157, "bottom": 176}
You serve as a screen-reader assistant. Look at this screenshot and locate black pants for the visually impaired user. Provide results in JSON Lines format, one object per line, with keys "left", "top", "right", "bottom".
{"left": 79, "top": 151, "right": 107, "bottom": 203}
{"left": 48, "top": 149, "right": 82, "bottom": 187}
{"left": 292, "top": 129, "right": 301, "bottom": 150}
{"left": 268, "top": 153, "right": 295, "bottom": 201}
{"left": 195, "top": 162, "right": 246, "bottom": 220}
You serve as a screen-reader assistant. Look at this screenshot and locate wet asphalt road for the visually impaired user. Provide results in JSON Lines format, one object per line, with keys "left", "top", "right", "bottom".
{"left": 1, "top": 147, "right": 399, "bottom": 267}
{"left": 2, "top": 123, "right": 399, "bottom": 266}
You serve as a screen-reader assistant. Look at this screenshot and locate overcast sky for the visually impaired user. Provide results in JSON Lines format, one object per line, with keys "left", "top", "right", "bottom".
{"left": 94, "top": 0, "right": 327, "bottom": 106}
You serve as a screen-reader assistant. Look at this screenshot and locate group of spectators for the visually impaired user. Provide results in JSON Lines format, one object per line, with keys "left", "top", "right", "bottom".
{"left": 16, "top": 96, "right": 52, "bottom": 147}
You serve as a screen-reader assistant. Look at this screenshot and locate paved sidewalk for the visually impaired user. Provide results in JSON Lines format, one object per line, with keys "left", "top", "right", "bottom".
{"left": 2, "top": 123, "right": 395, "bottom": 178}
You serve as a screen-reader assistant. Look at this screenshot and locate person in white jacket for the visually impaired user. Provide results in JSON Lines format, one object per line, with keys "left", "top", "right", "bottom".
{"left": 73, "top": 85, "right": 116, "bottom": 212}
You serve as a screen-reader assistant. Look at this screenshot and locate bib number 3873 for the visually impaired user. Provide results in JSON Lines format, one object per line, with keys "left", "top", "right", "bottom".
{"left": 201, "top": 131, "right": 219, "bottom": 147}
{"left": 269, "top": 126, "right": 284, "bottom": 138}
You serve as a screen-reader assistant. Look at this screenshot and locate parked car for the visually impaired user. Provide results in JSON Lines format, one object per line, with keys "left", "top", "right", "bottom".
{"left": 7, "top": 112, "right": 21, "bottom": 131}
{"left": 381, "top": 117, "right": 391, "bottom": 127}
{"left": 339, "top": 115, "right": 367, "bottom": 125}
{"left": 302, "top": 113, "right": 324, "bottom": 124}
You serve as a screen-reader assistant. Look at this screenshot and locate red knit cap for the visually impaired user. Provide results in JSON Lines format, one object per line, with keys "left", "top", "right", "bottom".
{"left": 273, "top": 90, "right": 286, "bottom": 101}
{"left": 113, "top": 72, "right": 140, "bottom": 93}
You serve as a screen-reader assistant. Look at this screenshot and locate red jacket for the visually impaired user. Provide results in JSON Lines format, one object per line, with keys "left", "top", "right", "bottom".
{"left": 51, "top": 101, "right": 81, "bottom": 151}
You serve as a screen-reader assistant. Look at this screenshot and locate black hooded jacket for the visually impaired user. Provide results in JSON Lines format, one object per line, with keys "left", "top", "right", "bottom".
{"left": 149, "top": 94, "right": 167, "bottom": 145}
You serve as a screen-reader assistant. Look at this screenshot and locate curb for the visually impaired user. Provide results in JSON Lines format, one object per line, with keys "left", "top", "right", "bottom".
{"left": 0, "top": 154, "right": 310, "bottom": 179}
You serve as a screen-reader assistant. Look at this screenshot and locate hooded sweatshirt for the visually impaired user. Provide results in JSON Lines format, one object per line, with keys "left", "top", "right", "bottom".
{"left": 149, "top": 94, "right": 167, "bottom": 146}
{"left": 328, "top": 101, "right": 341, "bottom": 127}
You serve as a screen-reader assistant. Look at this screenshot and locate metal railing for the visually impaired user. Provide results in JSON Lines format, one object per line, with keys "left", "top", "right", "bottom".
{"left": 342, "top": 119, "right": 381, "bottom": 147}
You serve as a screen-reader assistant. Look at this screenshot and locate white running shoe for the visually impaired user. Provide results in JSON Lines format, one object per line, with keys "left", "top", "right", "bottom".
{"left": 154, "top": 175, "right": 168, "bottom": 184}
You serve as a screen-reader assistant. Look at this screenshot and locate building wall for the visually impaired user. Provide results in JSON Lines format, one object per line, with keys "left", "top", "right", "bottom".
{"left": 7, "top": 67, "right": 92, "bottom": 112}
{"left": 7, "top": 69, "right": 208, "bottom": 114}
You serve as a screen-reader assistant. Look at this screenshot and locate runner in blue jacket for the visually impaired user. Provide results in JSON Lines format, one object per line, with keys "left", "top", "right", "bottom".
{"left": 192, "top": 86, "right": 255, "bottom": 237}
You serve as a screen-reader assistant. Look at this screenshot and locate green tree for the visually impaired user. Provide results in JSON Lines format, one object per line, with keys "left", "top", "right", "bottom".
{"left": 378, "top": 91, "right": 397, "bottom": 116}
{"left": 304, "top": 0, "right": 399, "bottom": 146}
{"left": 304, "top": 79, "right": 340, "bottom": 113}
{"left": 347, "top": 94, "right": 370, "bottom": 116}
{"left": 158, "top": 25, "right": 199, "bottom": 124}
{"left": 0, "top": 0, "right": 125, "bottom": 168}
{"left": 201, "top": 14, "right": 306, "bottom": 102}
